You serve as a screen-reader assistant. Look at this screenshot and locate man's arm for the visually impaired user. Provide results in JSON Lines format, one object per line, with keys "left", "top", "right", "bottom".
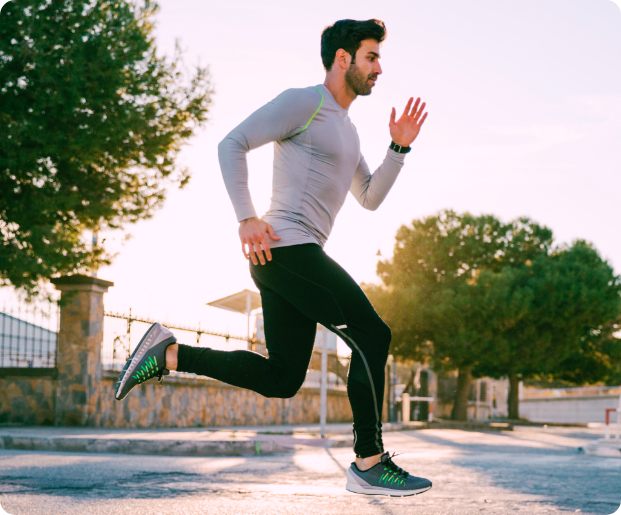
{"left": 217, "top": 87, "right": 322, "bottom": 264}
{"left": 350, "top": 97, "right": 428, "bottom": 210}
{"left": 350, "top": 151, "right": 406, "bottom": 211}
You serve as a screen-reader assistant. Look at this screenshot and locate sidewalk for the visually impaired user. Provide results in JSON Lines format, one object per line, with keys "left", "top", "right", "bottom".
{"left": 0, "top": 420, "right": 512, "bottom": 457}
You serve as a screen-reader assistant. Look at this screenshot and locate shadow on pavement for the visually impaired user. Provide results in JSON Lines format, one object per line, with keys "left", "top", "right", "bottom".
{"left": 399, "top": 429, "right": 621, "bottom": 515}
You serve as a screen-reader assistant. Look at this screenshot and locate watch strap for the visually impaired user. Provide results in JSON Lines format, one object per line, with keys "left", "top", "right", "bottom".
{"left": 390, "top": 141, "right": 411, "bottom": 154}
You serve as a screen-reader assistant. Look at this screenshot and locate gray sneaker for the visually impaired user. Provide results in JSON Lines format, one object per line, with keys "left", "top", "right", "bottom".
{"left": 115, "top": 323, "right": 176, "bottom": 400}
{"left": 346, "top": 452, "right": 432, "bottom": 497}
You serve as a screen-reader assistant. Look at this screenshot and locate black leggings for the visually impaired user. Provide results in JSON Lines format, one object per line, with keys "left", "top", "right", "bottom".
{"left": 177, "top": 243, "right": 390, "bottom": 458}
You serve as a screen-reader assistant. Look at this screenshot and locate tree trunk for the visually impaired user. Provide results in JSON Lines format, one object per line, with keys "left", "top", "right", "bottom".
{"left": 508, "top": 373, "right": 520, "bottom": 420}
{"left": 452, "top": 365, "right": 473, "bottom": 421}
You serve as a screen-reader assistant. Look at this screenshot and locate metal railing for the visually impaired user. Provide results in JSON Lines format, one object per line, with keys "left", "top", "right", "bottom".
{"left": 0, "top": 303, "right": 59, "bottom": 368}
{"left": 103, "top": 310, "right": 265, "bottom": 372}
{"left": 103, "top": 310, "right": 349, "bottom": 391}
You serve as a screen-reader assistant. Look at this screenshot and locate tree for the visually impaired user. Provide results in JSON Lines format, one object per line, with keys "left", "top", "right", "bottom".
{"left": 474, "top": 241, "right": 621, "bottom": 418}
{"left": 369, "top": 210, "right": 621, "bottom": 421}
{"left": 0, "top": 0, "right": 212, "bottom": 295}
{"left": 365, "top": 210, "right": 553, "bottom": 420}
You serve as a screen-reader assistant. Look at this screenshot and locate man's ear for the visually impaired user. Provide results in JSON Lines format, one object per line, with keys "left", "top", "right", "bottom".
{"left": 334, "top": 48, "right": 352, "bottom": 70}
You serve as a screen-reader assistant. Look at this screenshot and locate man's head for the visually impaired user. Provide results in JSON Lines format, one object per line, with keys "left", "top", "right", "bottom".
{"left": 321, "top": 19, "right": 386, "bottom": 96}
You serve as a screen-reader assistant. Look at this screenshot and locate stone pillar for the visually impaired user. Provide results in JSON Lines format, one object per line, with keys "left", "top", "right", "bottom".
{"left": 51, "top": 275, "right": 114, "bottom": 426}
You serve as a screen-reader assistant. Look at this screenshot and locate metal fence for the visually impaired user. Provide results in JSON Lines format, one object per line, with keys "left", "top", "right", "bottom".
{"left": 0, "top": 303, "right": 59, "bottom": 368}
{"left": 103, "top": 310, "right": 348, "bottom": 391}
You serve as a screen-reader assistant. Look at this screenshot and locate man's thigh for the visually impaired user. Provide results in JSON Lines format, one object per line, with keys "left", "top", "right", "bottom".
{"left": 251, "top": 273, "right": 317, "bottom": 372}
{"left": 251, "top": 244, "right": 385, "bottom": 337}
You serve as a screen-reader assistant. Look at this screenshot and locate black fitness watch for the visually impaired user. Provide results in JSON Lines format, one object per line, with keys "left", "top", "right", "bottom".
{"left": 390, "top": 141, "right": 411, "bottom": 154}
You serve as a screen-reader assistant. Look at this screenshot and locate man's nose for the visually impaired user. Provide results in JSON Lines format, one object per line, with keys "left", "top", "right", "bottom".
{"left": 374, "top": 62, "right": 383, "bottom": 75}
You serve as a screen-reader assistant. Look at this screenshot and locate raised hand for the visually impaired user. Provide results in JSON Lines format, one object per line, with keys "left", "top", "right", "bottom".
{"left": 239, "top": 217, "right": 281, "bottom": 265}
{"left": 389, "top": 97, "right": 428, "bottom": 148}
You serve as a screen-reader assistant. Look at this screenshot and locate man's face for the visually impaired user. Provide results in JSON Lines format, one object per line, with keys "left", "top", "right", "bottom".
{"left": 344, "top": 39, "right": 382, "bottom": 96}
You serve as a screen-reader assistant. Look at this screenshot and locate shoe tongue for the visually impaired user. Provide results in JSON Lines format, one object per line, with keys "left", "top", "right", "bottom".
{"left": 380, "top": 452, "right": 391, "bottom": 464}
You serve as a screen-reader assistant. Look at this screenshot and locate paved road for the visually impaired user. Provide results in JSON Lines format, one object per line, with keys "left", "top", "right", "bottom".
{"left": 1, "top": 427, "right": 619, "bottom": 515}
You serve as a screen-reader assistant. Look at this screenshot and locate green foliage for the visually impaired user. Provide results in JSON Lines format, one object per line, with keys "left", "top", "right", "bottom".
{"left": 475, "top": 241, "right": 621, "bottom": 385}
{"left": 366, "top": 209, "right": 553, "bottom": 370}
{"left": 0, "top": 0, "right": 212, "bottom": 295}
{"left": 367, "top": 209, "right": 621, "bottom": 397}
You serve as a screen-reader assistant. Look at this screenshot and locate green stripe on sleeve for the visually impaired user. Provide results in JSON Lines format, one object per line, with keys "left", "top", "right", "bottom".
{"left": 294, "top": 86, "right": 324, "bottom": 136}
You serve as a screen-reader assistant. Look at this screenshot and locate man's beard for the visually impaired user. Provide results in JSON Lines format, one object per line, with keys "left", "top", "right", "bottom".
{"left": 344, "top": 63, "right": 376, "bottom": 96}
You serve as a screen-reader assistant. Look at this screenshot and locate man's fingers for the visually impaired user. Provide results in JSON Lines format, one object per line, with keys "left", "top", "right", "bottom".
{"left": 418, "top": 111, "right": 428, "bottom": 127}
{"left": 267, "top": 224, "right": 281, "bottom": 241}
{"left": 402, "top": 98, "right": 413, "bottom": 117}
{"left": 246, "top": 239, "right": 259, "bottom": 265}
{"left": 250, "top": 238, "right": 265, "bottom": 265}
{"left": 240, "top": 220, "right": 283, "bottom": 265}
{"left": 257, "top": 235, "right": 270, "bottom": 264}
{"left": 244, "top": 241, "right": 259, "bottom": 265}
{"left": 389, "top": 107, "right": 396, "bottom": 126}
{"left": 261, "top": 235, "right": 273, "bottom": 262}
{"left": 414, "top": 102, "right": 426, "bottom": 121}
{"left": 249, "top": 247, "right": 259, "bottom": 265}
{"left": 252, "top": 238, "right": 266, "bottom": 265}
{"left": 410, "top": 98, "right": 421, "bottom": 117}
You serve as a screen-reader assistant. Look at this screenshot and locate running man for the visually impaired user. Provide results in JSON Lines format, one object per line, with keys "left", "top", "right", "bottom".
{"left": 115, "top": 19, "right": 431, "bottom": 497}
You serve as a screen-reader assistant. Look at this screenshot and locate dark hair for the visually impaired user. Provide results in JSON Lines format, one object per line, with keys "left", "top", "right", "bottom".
{"left": 321, "top": 19, "right": 387, "bottom": 71}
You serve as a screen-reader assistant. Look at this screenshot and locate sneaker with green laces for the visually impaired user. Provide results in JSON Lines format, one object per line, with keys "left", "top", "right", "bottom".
{"left": 346, "top": 452, "right": 432, "bottom": 497}
{"left": 114, "top": 323, "right": 176, "bottom": 400}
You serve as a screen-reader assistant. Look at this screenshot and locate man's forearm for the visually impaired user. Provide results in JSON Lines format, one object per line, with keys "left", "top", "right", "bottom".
{"left": 350, "top": 148, "right": 406, "bottom": 211}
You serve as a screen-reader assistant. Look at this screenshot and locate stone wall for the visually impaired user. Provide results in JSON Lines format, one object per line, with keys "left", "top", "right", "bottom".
{"left": 0, "top": 275, "right": 353, "bottom": 429}
{"left": 0, "top": 377, "right": 56, "bottom": 425}
{"left": 97, "top": 374, "right": 352, "bottom": 428}
{"left": 0, "top": 372, "right": 353, "bottom": 428}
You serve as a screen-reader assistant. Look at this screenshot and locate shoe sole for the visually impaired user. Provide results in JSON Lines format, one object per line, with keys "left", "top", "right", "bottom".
{"left": 345, "top": 482, "right": 432, "bottom": 497}
{"left": 115, "top": 323, "right": 175, "bottom": 400}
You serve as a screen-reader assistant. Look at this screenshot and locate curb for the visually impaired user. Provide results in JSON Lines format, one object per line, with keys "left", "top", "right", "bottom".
{"left": 0, "top": 435, "right": 291, "bottom": 457}
{"left": 0, "top": 421, "right": 514, "bottom": 458}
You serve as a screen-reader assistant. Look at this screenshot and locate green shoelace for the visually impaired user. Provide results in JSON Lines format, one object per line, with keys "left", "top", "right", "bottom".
{"left": 378, "top": 453, "right": 409, "bottom": 487}
{"left": 132, "top": 356, "right": 162, "bottom": 384}
{"left": 378, "top": 468, "right": 407, "bottom": 486}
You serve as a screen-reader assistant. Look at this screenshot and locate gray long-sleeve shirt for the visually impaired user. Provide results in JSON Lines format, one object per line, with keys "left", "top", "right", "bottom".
{"left": 218, "top": 84, "right": 407, "bottom": 249}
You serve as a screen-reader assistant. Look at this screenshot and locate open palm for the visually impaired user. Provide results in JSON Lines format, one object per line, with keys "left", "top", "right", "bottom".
{"left": 389, "top": 97, "right": 428, "bottom": 148}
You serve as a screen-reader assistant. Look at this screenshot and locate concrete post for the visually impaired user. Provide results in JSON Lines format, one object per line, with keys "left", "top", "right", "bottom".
{"left": 51, "top": 274, "right": 113, "bottom": 426}
{"left": 402, "top": 392, "right": 410, "bottom": 422}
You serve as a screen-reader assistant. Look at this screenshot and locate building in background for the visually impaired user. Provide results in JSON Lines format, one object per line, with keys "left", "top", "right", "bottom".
{"left": 0, "top": 311, "right": 57, "bottom": 368}
{"left": 520, "top": 385, "right": 621, "bottom": 424}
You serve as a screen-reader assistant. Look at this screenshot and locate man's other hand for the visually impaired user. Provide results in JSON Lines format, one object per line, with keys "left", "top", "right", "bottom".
{"left": 239, "top": 217, "right": 281, "bottom": 265}
{"left": 389, "top": 97, "right": 428, "bottom": 148}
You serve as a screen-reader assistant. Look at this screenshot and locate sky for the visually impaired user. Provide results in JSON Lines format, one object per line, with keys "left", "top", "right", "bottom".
{"left": 4, "top": 0, "right": 621, "bottom": 342}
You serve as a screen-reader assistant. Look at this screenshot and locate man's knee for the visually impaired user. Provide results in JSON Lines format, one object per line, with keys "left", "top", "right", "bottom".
{"left": 366, "top": 319, "right": 391, "bottom": 368}
{"left": 378, "top": 320, "right": 392, "bottom": 347}
{"left": 274, "top": 385, "right": 301, "bottom": 399}
{"left": 263, "top": 368, "right": 306, "bottom": 399}
{"left": 265, "top": 384, "right": 301, "bottom": 399}
{"left": 371, "top": 319, "right": 391, "bottom": 356}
